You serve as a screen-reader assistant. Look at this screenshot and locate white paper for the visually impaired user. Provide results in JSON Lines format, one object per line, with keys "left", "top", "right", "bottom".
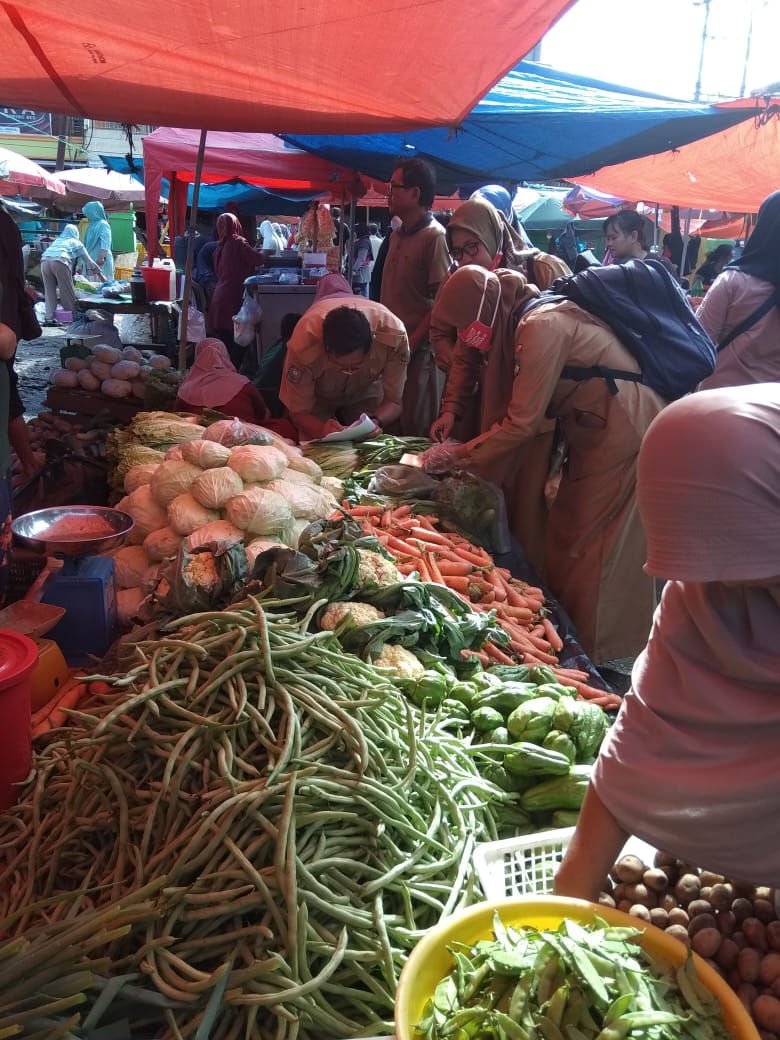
{"left": 304, "top": 413, "right": 378, "bottom": 445}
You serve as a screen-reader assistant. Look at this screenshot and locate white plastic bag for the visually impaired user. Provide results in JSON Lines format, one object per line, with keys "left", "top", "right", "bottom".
{"left": 179, "top": 295, "right": 206, "bottom": 343}
{"left": 232, "top": 291, "right": 262, "bottom": 348}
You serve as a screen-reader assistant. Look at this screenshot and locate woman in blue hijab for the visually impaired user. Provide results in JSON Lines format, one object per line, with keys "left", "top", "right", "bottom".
{"left": 82, "top": 201, "right": 114, "bottom": 280}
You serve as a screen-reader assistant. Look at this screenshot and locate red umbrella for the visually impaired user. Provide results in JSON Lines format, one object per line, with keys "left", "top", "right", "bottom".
{"left": 0, "top": 146, "right": 66, "bottom": 199}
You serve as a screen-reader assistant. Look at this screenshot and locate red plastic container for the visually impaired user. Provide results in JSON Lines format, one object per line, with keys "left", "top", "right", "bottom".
{"left": 0, "top": 630, "right": 39, "bottom": 811}
{"left": 141, "top": 265, "right": 172, "bottom": 302}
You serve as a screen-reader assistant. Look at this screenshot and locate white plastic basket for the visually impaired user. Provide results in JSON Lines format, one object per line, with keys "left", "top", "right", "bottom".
{"left": 473, "top": 827, "right": 575, "bottom": 901}
{"left": 473, "top": 830, "right": 659, "bottom": 902}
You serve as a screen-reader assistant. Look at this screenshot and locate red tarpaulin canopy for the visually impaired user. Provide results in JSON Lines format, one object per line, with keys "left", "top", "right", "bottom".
{"left": 574, "top": 100, "right": 780, "bottom": 213}
{"left": 3, "top": 0, "right": 576, "bottom": 134}
{"left": 143, "top": 129, "right": 372, "bottom": 246}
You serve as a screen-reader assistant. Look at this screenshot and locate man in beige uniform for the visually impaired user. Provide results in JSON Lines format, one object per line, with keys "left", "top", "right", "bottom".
{"left": 280, "top": 292, "right": 409, "bottom": 442}
{"left": 380, "top": 158, "right": 451, "bottom": 436}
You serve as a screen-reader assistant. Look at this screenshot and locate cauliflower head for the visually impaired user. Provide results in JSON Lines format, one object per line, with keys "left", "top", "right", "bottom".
{"left": 182, "top": 551, "right": 220, "bottom": 592}
{"left": 356, "top": 548, "right": 404, "bottom": 588}
{"left": 319, "top": 601, "right": 385, "bottom": 631}
{"left": 373, "top": 643, "right": 425, "bottom": 678}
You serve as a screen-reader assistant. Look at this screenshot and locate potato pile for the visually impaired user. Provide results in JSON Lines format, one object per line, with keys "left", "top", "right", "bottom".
{"left": 600, "top": 852, "right": 780, "bottom": 1038}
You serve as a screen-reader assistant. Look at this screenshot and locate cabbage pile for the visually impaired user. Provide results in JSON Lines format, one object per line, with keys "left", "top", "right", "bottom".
{"left": 108, "top": 415, "right": 340, "bottom": 621}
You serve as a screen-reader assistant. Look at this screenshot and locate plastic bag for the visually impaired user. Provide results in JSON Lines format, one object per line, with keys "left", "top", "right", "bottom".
{"left": 232, "top": 291, "right": 263, "bottom": 347}
{"left": 178, "top": 291, "right": 206, "bottom": 343}
{"left": 367, "top": 464, "right": 439, "bottom": 499}
{"left": 65, "top": 315, "right": 123, "bottom": 350}
{"left": 432, "top": 473, "right": 512, "bottom": 555}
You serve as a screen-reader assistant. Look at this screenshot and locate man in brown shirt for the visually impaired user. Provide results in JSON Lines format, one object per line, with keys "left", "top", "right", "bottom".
{"left": 380, "top": 158, "right": 451, "bottom": 436}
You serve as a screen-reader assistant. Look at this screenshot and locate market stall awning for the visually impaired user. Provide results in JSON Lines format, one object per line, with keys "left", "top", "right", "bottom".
{"left": 2, "top": 0, "right": 575, "bottom": 134}
{"left": 284, "top": 62, "right": 756, "bottom": 189}
{"left": 571, "top": 99, "right": 780, "bottom": 212}
{"left": 0, "top": 144, "right": 65, "bottom": 199}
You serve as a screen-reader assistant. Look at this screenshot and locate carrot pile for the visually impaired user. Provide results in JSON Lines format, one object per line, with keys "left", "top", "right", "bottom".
{"left": 346, "top": 503, "right": 622, "bottom": 710}
{"left": 31, "top": 676, "right": 110, "bottom": 736}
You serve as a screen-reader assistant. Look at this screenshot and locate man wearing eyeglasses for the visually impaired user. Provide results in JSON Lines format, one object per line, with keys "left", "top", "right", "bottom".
{"left": 380, "top": 158, "right": 451, "bottom": 437}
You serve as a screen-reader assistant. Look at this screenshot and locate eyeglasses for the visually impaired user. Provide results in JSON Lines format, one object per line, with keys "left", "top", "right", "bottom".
{"left": 387, "top": 182, "right": 409, "bottom": 194}
{"left": 450, "top": 240, "right": 482, "bottom": 262}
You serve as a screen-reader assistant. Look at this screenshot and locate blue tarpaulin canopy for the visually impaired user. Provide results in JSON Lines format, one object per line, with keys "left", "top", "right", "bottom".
{"left": 284, "top": 61, "right": 755, "bottom": 190}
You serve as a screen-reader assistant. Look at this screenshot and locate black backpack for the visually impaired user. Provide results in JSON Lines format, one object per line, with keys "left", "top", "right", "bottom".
{"left": 525, "top": 258, "right": 717, "bottom": 400}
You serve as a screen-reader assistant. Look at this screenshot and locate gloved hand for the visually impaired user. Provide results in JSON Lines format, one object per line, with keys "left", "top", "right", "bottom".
{"left": 418, "top": 441, "right": 468, "bottom": 474}
{"left": 430, "top": 410, "right": 456, "bottom": 443}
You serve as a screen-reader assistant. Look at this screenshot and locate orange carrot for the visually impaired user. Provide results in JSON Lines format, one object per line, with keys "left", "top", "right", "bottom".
{"left": 392, "top": 504, "right": 412, "bottom": 519}
{"left": 542, "top": 615, "right": 564, "bottom": 653}
{"left": 349, "top": 505, "right": 382, "bottom": 517}
{"left": 424, "top": 551, "right": 445, "bottom": 585}
{"left": 482, "top": 568, "right": 507, "bottom": 603}
{"left": 440, "top": 574, "right": 470, "bottom": 594}
{"left": 88, "top": 680, "right": 113, "bottom": 696}
{"left": 436, "top": 559, "right": 476, "bottom": 577}
{"left": 483, "top": 641, "right": 517, "bottom": 665}
{"left": 32, "top": 680, "right": 87, "bottom": 736}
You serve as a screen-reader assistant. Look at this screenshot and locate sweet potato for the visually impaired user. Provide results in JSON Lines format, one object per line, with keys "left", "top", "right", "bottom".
{"left": 718, "top": 910, "right": 737, "bottom": 936}
{"left": 767, "top": 922, "right": 780, "bottom": 952}
{"left": 716, "top": 938, "right": 740, "bottom": 972}
{"left": 755, "top": 899, "right": 778, "bottom": 924}
{"left": 733, "top": 897, "right": 755, "bottom": 923}
{"left": 700, "top": 869, "right": 726, "bottom": 886}
{"left": 689, "top": 913, "right": 718, "bottom": 938}
{"left": 754, "top": 994, "right": 780, "bottom": 1033}
{"left": 709, "top": 882, "right": 734, "bottom": 912}
{"left": 649, "top": 907, "right": 669, "bottom": 930}
{"left": 744, "top": 917, "right": 769, "bottom": 951}
{"left": 739, "top": 947, "right": 763, "bottom": 983}
{"left": 736, "top": 982, "right": 758, "bottom": 1012}
{"left": 668, "top": 907, "right": 690, "bottom": 928}
{"left": 629, "top": 903, "right": 651, "bottom": 922}
{"left": 691, "top": 927, "right": 721, "bottom": 959}
{"left": 759, "top": 953, "right": 780, "bottom": 986}
{"left": 688, "top": 898, "right": 714, "bottom": 918}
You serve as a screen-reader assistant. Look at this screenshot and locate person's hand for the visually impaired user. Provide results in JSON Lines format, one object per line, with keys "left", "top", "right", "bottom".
{"left": 322, "top": 418, "right": 345, "bottom": 436}
{"left": 418, "top": 441, "right": 468, "bottom": 474}
{"left": 430, "top": 411, "right": 456, "bottom": 443}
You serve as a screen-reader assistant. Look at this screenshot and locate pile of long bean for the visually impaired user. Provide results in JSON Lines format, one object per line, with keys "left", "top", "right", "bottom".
{"left": 0, "top": 595, "right": 508, "bottom": 1039}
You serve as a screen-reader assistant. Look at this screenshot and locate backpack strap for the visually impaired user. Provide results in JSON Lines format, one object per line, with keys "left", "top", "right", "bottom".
{"left": 717, "top": 294, "right": 778, "bottom": 352}
{"left": 560, "top": 364, "right": 642, "bottom": 396}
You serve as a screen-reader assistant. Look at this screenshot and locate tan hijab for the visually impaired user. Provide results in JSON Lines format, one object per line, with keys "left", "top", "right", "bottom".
{"left": 594, "top": 384, "right": 780, "bottom": 885}
{"left": 447, "top": 197, "right": 529, "bottom": 266}
{"left": 433, "top": 264, "right": 537, "bottom": 430}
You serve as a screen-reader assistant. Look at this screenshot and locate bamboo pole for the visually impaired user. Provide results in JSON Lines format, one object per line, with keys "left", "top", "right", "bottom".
{"left": 177, "top": 128, "right": 207, "bottom": 371}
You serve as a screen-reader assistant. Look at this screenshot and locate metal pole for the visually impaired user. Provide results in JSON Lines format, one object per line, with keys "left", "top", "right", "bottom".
{"left": 177, "top": 129, "right": 207, "bottom": 372}
{"left": 693, "top": 0, "right": 711, "bottom": 102}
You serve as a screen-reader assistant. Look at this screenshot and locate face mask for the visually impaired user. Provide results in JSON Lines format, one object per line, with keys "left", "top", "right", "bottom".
{"left": 459, "top": 271, "right": 500, "bottom": 353}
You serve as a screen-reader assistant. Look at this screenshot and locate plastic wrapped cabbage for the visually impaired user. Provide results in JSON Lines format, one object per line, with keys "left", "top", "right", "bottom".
{"left": 190, "top": 467, "right": 243, "bottom": 509}
{"left": 180, "top": 439, "right": 232, "bottom": 469}
{"left": 228, "top": 444, "right": 288, "bottom": 483}
{"left": 225, "top": 487, "right": 293, "bottom": 536}
{"left": 149, "top": 460, "right": 202, "bottom": 507}
{"left": 202, "top": 418, "right": 273, "bottom": 448}
{"left": 265, "top": 478, "right": 339, "bottom": 520}
{"left": 167, "top": 493, "right": 220, "bottom": 536}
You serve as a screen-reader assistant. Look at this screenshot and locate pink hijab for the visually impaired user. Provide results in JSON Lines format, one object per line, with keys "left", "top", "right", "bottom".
{"left": 177, "top": 338, "right": 249, "bottom": 407}
{"left": 314, "top": 273, "right": 353, "bottom": 302}
{"left": 213, "top": 212, "right": 244, "bottom": 269}
{"left": 594, "top": 384, "right": 780, "bottom": 885}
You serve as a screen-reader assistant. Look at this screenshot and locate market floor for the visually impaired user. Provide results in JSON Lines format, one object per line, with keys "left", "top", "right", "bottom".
{"left": 15, "top": 309, "right": 160, "bottom": 420}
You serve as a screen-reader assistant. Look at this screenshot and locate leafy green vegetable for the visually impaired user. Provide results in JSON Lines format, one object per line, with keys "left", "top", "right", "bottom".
{"left": 414, "top": 914, "right": 731, "bottom": 1040}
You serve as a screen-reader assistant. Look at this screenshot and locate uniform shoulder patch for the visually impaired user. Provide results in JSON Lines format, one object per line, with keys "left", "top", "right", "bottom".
{"left": 286, "top": 364, "right": 304, "bottom": 384}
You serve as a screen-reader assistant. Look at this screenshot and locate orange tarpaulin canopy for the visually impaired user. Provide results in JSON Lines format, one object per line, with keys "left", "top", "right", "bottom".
{"left": 3, "top": 0, "right": 575, "bottom": 134}
{"left": 574, "top": 103, "right": 780, "bottom": 213}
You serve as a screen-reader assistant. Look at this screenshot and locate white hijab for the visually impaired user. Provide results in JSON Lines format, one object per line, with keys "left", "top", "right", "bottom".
{"left": 594, "top": 384, "right": 780, "bottom": 885}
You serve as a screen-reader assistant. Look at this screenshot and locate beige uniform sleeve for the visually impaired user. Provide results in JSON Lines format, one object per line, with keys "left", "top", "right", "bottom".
{"left": 278, "top": 347, "right": 318, "bottom": 415}
{"left": 468, "top": 307, "right": 572, "bottom": 471}
{"left": 441, "top": 341, "right": 483, "bottom": 417}
{"left": 379, "top": 329, "right": 410, "bottom": 405}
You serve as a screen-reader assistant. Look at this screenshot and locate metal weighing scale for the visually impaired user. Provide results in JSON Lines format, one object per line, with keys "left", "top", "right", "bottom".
{"left": 11, "top": 506, "right": 135, "bottom": 665}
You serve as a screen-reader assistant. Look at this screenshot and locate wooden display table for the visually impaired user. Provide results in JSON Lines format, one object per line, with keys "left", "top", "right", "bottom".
{"left": 44, "top": 387, "right": 144, "bottom": 424}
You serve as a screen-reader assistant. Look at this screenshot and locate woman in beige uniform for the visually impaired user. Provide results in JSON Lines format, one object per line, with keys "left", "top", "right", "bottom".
{"left": 422, "top": 274, "right": 665, "bottom": 664}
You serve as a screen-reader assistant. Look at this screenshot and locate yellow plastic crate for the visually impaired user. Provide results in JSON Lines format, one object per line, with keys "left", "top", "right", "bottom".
{"left": 115, "top": 265, "right": 134, "bottom": 281}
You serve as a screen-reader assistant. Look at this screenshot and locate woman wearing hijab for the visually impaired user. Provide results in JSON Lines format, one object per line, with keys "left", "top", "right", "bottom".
{"left": 696, "top": 192, "right": 780, "bottom": 389}
{"left": 81, "top": 201, "right": 114, "bottom": 280}
{"left": 175, "top": 338, "right": 270, "bottom": 425}
{"left": 208, "top": 212, "right": 265, "bottom": 368}
{"left": 351, "top": 223, "right": 374, "bottom": 297}
{"left": 423, "top": 267, "right": 665, "bottom": 663}
{"left": 40, "top": 225, "right": 103, "bottom": 325}
{"left": 556, "top": 383, "right": 780, "bottom": 895}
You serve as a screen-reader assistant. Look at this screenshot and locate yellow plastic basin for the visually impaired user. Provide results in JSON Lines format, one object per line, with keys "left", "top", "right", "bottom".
{"left": 395, "top": 895, "right": 759, "bottom": 1040}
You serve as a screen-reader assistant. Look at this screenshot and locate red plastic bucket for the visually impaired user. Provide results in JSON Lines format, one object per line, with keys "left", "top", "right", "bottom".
{"left": 0, "top": 630, "right": 38, "bottom": 811}
{"left": 141, "top": 265, "right": 172, "bottom": 302}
